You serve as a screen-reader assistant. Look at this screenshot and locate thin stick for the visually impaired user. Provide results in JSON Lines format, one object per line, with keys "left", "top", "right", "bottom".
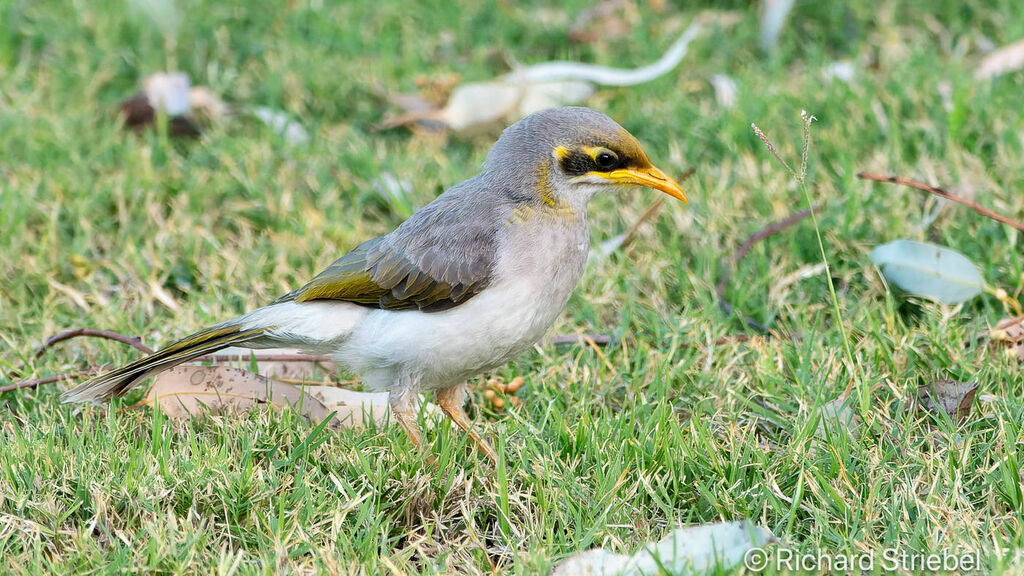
{"left": 1, "top": 367, "right": 104, "bottom": 394}
{"left": 857, "top": 172, "right": 1024, "bottom": 233}
{"left": 33, "top": 328, "right": 153, "bottom": 358}
{"left": 6, "top": 328, "right": 152, "bottom": 380}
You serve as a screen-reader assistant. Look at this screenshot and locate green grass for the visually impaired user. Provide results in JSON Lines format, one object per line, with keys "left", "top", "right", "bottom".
{"left": 2, "top": 0, "right": 1024, "bottom": 573}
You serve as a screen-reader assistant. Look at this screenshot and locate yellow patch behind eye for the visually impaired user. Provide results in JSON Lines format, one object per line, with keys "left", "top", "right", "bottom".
{"left": 582, "top": 146, "right": 610, "bottom": 162}
{"left": 553, "top": 146, "right": 571, "bottom": 161}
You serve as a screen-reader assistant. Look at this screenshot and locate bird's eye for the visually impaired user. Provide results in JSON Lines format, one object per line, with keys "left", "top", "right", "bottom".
{"left": 595, "top": 150, "right": 619, "bottom": 171}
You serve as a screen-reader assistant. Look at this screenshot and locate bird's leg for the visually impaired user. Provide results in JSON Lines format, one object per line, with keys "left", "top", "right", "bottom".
{"left": 437, "top": 383, "right": 498, "bottom": 465}
{"left": 388, "top": 388, "right": 424, "bottom": 451}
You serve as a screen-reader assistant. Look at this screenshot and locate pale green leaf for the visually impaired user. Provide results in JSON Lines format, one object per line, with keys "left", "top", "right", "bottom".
{"left": 870, "top": 239, "right": 986, "bottom": 304}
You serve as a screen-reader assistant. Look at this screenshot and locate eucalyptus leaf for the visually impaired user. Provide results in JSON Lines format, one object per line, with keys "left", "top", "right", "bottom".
{"left": 870, "top": 240, "right": 986, "bottom": 304}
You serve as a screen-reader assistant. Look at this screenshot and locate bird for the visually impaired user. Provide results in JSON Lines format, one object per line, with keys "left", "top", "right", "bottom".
{"left": 62, "top": 106, "right": 687, "bottom": 463}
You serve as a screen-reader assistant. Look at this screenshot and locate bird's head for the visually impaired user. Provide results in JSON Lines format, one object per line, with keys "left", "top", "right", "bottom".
{"left": 482, "top": 107, "right": 687, "bottom": 210}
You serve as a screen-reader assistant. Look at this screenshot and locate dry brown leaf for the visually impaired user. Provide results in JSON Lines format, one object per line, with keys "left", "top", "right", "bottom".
{"left": 917, "top": 378, "right": 979, "bottom": 425}
{"left": 568, "top": 0, "right": 638, "bottom": 44}
{"left": 137, "top": 364, "right": 440, "bottom": 431}
{"left": 975, "top": 38, "right": 1024, "bottom": 80}
{"left": 205, "top": 346, "right": 336, "bottom": 381}
{"left": 138, "top": 365, "right": 336, "bottom": 423}
{"left": 989, "top": 315, "right": 1024, "bottom": 362}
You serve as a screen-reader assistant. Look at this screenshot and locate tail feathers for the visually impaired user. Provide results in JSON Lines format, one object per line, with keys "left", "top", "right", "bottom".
{"left": 61, "top": 325, "right": 267, "bottom": 403}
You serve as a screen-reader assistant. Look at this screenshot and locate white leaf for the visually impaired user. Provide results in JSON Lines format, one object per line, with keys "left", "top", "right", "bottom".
{"left": 815, "top": 393, "right": 859, "bottom": 441}
{"left": 710, "top": 74, "right": 738, "bottom": 109}
{"left": 249, "top": 106, "right": 310, "bottom": 146}
{"left": 870, "top": 239, "right": 986, "bottom": 304}
{"left": 143, "top": 72, "right": 191, "bottom": 117}
{"left": 760, "top": 0, "right": 795, "bottom": 52}
{"left": 553, "top": 521, "right": 775, "bottom": 576}
{"left": 975, "top": 38, "right": 1024, "bottom": 80}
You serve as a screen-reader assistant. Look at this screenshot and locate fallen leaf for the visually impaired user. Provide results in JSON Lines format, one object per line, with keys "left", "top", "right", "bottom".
{"left": 917, "top": 378, "right": 979, "bottom": 425}
{"left": 568, "top": 0, "right": 637, "bottom": 44}
{"left": 760, "top": 0, "right": 795, "bottom": 52}
{"left": 552, "top": 521, "right": 775, "bottom": 576}
{"left": 975, "top": 38, "right": 1024, "bottom": 80}
{"left": 988, "top": 315, "right": 1024, "bottom": 362}
{"left": 119, "top": 73, "right": 202, "bottom": 137}
{"left": 815, "top": 393, "right": 859, "bottom": 441}
{"left": 870, "top": 239, "right": 986, "bottom": 305}
{"left": 205, "top": 346, "right": 336, "bottom": 381}
{"left": 118, "top": 72, "right": 231, "bottom": 137}
{"left": 822, "top": 61, "right": 856, "bottom": 83}
{"left": 144, "top": 72, "right": 191, "bottom": 116}
{"left": 391, "top": 79, "right": 596, "bottom": 134}
{"left": 139, "top": 365, "right": 336, "bottom": 423}
{"left": 248, "top": 106, "right": 310, "bottom": 146}
{"left": 136, "top": 365, "right": 439, "bottom": 430}
{"left": 710, "top": 74, "right": 738, "bottom": 109}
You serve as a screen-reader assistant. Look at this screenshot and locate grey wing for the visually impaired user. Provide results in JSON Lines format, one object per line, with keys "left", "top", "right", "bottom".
{"left": 277, "top": 181, "right": 502, "bottom": 312}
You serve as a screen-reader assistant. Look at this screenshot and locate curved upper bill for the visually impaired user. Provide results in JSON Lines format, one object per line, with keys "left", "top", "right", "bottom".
{"left": 601, "top": 165, "right": 688, "bottom": 202}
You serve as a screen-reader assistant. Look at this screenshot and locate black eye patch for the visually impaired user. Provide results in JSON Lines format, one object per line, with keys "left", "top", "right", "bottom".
{"left": 557, "top": 148, "right": 625, "bottom": 175}
{"left": 558, "top": 150, "right": 596, "bottom": 176}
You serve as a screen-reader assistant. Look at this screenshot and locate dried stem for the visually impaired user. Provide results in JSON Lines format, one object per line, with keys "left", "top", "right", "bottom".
{"left": 856, "top": 172, "right": 1024, "bottom": 233}
{"left": 33, "top": 328, "right": 153, "bottom": 358}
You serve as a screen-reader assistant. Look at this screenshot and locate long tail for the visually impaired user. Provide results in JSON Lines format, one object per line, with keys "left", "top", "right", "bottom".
{"left": 61, "top": 324, "right": 268, "bottom": 403}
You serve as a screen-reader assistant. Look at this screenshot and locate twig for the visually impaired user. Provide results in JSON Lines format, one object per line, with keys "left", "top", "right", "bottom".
{"left": 857, "top": 172, "right": 1024, "bottom": 233}
{"left": 716, "top": 206, "right": 822, "bottom": 331}
{"left": 33, "top": 328, "right": 153, "bottom": 358}
{"left": 1, "top": 367, "right": 104, "bottom": 394}
{"left": 5, "top": 328, "right": 153, "bottom": 380}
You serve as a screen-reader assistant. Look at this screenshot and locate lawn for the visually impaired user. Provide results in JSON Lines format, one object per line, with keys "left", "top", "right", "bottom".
{"left": 2, "top": 0, "right": 1024, "bottom": 573}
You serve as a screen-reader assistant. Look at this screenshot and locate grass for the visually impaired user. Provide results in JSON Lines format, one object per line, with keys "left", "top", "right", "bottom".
{"left": 2, "top": 0, "right": 1024, "bottom": 573}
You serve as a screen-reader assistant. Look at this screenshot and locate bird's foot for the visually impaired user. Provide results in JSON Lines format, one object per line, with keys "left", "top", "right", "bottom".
{"left": 437, "top": 383, "right": 498, "bottom": 465}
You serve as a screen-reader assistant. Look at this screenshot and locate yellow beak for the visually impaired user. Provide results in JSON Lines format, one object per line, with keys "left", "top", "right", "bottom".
{"left": 600, "top": 165, "right": 688, "bottom": 203}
